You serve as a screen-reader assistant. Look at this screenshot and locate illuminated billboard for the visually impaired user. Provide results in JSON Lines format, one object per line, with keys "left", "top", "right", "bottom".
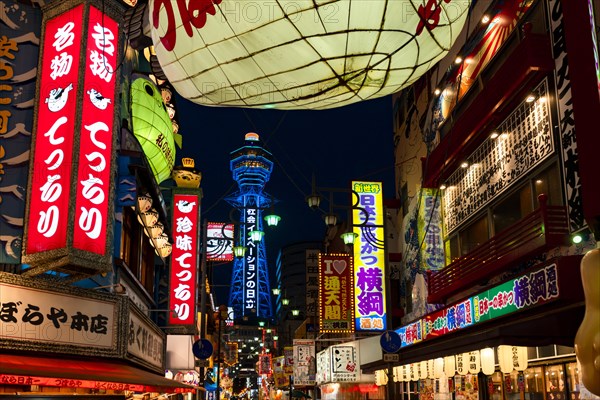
{"left": 25, "top": 5, "right": 84, "bottom": 254}
{"left": 206, "top": 222, "right": 234, "bottom": 262}
{"left": 352, "top": 181, "right": 387, "bottom": 332}
{"left": 73, "top": 5, "right": 119, "bottom": 254}
{"left": 319, "top": 253, "right": 354, "bottom": 333}
{"left": 169, "top": 193, "right": 200, "bottom": 325}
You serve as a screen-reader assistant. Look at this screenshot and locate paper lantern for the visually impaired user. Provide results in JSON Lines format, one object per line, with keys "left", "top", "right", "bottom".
{"left": 427, "top": 359, "right": 434, "bottom": 379}
{"left": 130, "top": 74, "right": 175, "bottom": 183}
{"left": 149, "top": 0, "right": 470, "bottom": 110}
{"left": 145, "top": 221, "right": 164, "bottom": 238}
{"left": 444, "top": 356, "right": 456, "bottom": 377}
{"left": 402, "top": 364, "right": 410, "bottom": 382}
{"left": 419, "top": 361, "right": 428, "bottom": 379}
{"left": 139, "top": 209, "right": 159, "bottom": 227}
{"left": 136, "top": 193, "right": 153, "bottom": 213}
{"left": 498, "top": 346, "right": 528, "bottom": 374}
{"left": 434, "top": 357, "right": 444, "bottom": 379}
{"left": 393, "top": 366, "right": 402, "bottom": 382}
{"left": 480, "top": 348, "right": 495, "bottom": 375}
{"left": 455, "top": 353, "right": 467, "bottom": 375}
{"left": 410, "top": 363, "right": 419, "bottom": 381}
{"left": 468, "top": 351, "right": 481, "bottom": 375}
{"left": 375, "top": 370, "right": 388, "bottom": 386}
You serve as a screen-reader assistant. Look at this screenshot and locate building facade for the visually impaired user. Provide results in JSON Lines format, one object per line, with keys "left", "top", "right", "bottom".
{"left": 368, "top": 1, "right": 600, "bottom": 400}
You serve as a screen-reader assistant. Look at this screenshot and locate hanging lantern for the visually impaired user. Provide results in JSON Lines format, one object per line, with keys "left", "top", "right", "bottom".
{"left": 498, "top": 346, "right": 528, "bottom": 373}
{"left": 264, "top": 214, "right": 281, "bottom": 227}
{"left": 341, "top": 231, "right": 359, "bottom": 245}
{"left": 375, "top": 370, "right": 388, "bottom": 386}
{"left": 149, "top": 0, "right": 470, "bottom": 110}
{"left": 136, "top": 193, "right": 153, "bottom": 213}
{"left": 468, "top": 351, "right": 481, "bottom": 375}
{"left": 410, "top": 363, "right": 419, "bottom": 381}
{"left": 130, "top": 74, "right": 175, "bottom": 184}
{"left": 480, "top": 348, "right": 495, "bottom": 375}
{"left": 156, "top": 242, "right": 172, "bottom": 258}
{"left": 145, "top": 221, "right": 164, "bottom": 238}
{"left": 402, "top": 364, "right": 410, "bottom": 382}
{"left": 153, "top": 233, "right": 169, "bottom": 249}
{"left": 419, "top": 361, "right": 428, "bottom": 379}
{"left": 444, "top": 356, "right": 456, "bottom": 377}
{"left": 456, "top": 353, "right": 467, "bottom": 376}
{"left": 248, "top": 230, "right": 265, "bottom": 242}
{"left": 140, "top": 209, "right": 159, "bottom": 227}
{"left": 427, "top": 359, "right": 434, "bottom": 379}
{"left": 232, "top": 245, "right": 246, "bottom": 258}
{"left": 434, "top": 357, "right": 444, "bottom": 379}
{"left": 394, "top": 366, "right": 402, "bottom": 382}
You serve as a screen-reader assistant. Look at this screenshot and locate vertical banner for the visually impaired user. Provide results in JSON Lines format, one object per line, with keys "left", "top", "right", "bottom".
{"left": 352, "top": 181, "right": 387, "bottom": 331}
{"left": 316, "top": 348, "right": 331, "bottom": 385}
{"left": 319, "top": 253, "right": 354, "bottom": 333}
{"left": 305, "top": 249, "right": 320, "bottom": 321}
{"left": 293, "top": 339, "right": 316, "bottom": 386}
{"left": 0, "top": 4, "right": 41, "bottom": 264}
{"left": 169, "top": 193, "right": 199, "bottom": 325}
{"left": 73, "top": 5, "right": 118, "bottom": 254}
{"left": 273, "top": 356, "right": 289, "bottom": 387}
{"left": 244, "top": 206, "right": 258, "bottom": 315}
{"left": 258, "top": 353, "right": 272, "bottom": 375}
{"left": 25, "top": 5, "right": 84, "bottom": 254}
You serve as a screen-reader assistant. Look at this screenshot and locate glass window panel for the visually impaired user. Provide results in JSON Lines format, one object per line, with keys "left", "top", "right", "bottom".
{"left": 493, "top": 184, "right": 533, "bottom": 233}
{"left": 524, "top": 367, "right": 544, "bottom": 400}
{"left": 538, "top": 345, "right": 556, "bottom": 358}
{"left": 533, "top": 163, "right": 563, "bottom": 206}
{"left": 490, "top": 372, "right": 504, "bottom": 400}
{"left": 545, "top": 364, "right": 567, "bottom": 400}
{"left": 459, "top": 216, "right": 489, "bottom": 255}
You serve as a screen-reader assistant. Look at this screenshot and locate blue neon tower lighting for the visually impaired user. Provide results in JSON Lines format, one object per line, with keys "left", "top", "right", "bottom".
{"left": 226, "top": 132, "right": 274, "bottom": 320}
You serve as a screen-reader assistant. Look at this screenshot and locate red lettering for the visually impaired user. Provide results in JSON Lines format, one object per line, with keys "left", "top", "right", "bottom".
{"left": 416, "top": 0, "right": 452, "bottom": 36}
{"left": 152, "top": 0, "right": 223, "bottom": 51}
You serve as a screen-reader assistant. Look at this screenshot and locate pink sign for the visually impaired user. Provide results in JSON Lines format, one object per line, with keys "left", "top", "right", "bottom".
{"left": 169, "top": 194, "right": 199, "bottom": 325}
{"left": 26, "top": 5, "right": 83, "bottom": 253}
{"left": 73, "top": 6, "right": 118, "bottom": 254}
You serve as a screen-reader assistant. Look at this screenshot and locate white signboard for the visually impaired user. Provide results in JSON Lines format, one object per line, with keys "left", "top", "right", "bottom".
{"left": 330, "top": 345, "right": 359, "bottom": 382}
{"left": 127, "top": 312, "right": 164, "bottom": 369}
{"left": 293, "top": 339, "right": 316, "bottom": 386}
{"left": 316, "top": 348, "right": 331, "bottom": 384}
{"left": 0, "top": 283, "right": 117, "bottom": 348}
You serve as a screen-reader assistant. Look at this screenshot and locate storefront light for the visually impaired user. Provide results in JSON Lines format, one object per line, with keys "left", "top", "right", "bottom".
{"left": 481, "top": 348, "right": 495, "bottom": 375}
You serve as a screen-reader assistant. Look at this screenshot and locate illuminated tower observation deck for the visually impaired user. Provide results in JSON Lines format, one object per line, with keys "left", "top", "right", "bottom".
{"left": 226, "top": 132, "right": 275, "bottom": 320}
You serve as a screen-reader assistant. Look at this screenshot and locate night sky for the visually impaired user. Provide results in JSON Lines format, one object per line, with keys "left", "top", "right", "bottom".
{"left": 174, "top": 93, "right": 396, "bottom": 302}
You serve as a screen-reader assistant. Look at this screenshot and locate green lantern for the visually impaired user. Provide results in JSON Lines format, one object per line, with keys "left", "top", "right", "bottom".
{"left": 130, "top": 74, "right": 176, "bottom": 183}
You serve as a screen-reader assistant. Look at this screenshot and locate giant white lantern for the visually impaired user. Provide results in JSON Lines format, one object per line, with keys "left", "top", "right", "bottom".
{"left": 149, "top": 0, "right": 471, "bottom": 110}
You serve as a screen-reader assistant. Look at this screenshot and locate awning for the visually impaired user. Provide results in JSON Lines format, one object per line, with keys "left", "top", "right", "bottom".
{"left": 0, "top": 354, "right": 198, "bottom": 394}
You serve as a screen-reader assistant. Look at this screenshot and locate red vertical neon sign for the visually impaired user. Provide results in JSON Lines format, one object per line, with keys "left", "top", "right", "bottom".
{"left": 26, "top": 5, "right": 83, "bottom": 253}
{"left": 169, "top": 194, "right": 199, "bottom": 325}
{"left": 72, "top": 6, "right": 118, "bottom": 254}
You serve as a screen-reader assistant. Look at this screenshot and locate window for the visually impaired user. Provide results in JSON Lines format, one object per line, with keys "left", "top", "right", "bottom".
{"left": 459, "top": 215, "right": 489, "bottom": 256}
{"left": 492, "top": 184, "right": 533, "bottom": 233}
{"left": 120, "top": 206, "right": 156, "bottom": 296}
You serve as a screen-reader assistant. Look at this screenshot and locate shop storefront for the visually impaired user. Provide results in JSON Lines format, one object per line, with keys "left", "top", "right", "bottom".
{"left": 0, "top": 273, "right": 195, "bottom": 397}
{"left": 368, "top": 256, "right": 598, "bottom": 400}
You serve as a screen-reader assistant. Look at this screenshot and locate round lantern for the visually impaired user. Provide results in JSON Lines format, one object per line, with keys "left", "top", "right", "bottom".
{"left": 376, "top": 369, "right": 388, "bottom": 386}
{"left": 149, "top": 0, "right": 471, "bottom": 110}
{"left": 434, "top": 357, "right": 444, "bottom": 379}
{"left": 428, "top": 359, "right": 435, "bottom": 379}
{"left": 402, "top": 364, "right": 410, "bottom": 382}
{"left": 480, "top": 348, "right": 495, "bottom": 375}
{"left": 444, "top": 356, "right": 456, "bottom": 377}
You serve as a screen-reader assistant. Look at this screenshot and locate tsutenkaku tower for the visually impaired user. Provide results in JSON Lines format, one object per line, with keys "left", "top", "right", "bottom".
{"left": 226, "top": 132, "right": 274, "bottom": 321}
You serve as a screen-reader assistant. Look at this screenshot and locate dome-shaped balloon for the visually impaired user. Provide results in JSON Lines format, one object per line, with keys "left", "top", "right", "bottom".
{"left": 149, "top": 0, "right": 470, "bottom": 110}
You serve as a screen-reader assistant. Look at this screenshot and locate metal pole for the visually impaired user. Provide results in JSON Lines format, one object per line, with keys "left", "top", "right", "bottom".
{"left": 216, "top": 313, "right": 222, "bottom": 400}
{"left": 199, "top": 219, "right": 208, "bottom": 387}
{"left": 387, "top": 363, "right": 394, "bottom": 400}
